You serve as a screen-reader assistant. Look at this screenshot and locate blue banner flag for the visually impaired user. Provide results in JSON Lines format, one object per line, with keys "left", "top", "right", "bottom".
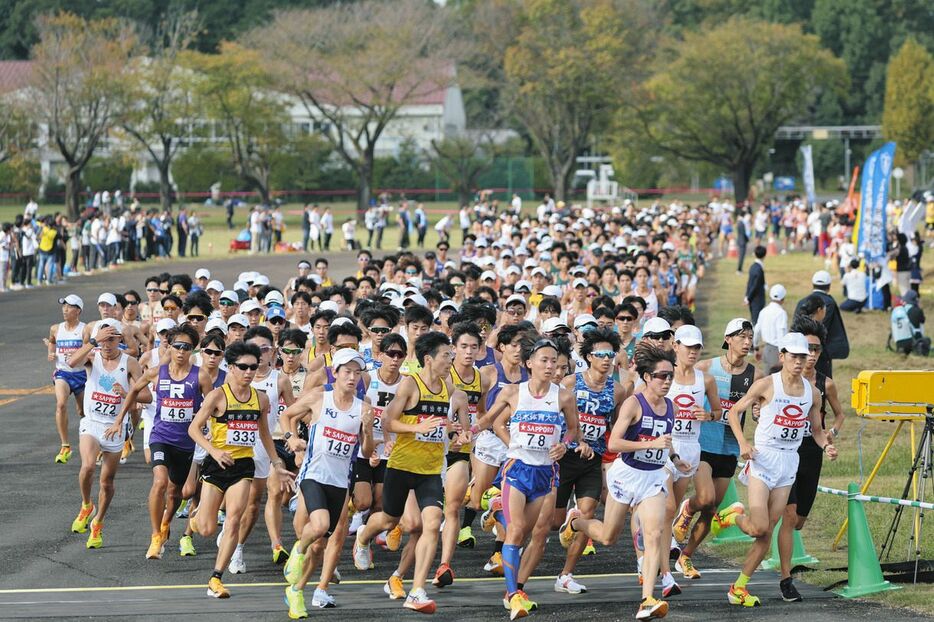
{"left": 856, "top": 142, "right": 896, "bottom": 262}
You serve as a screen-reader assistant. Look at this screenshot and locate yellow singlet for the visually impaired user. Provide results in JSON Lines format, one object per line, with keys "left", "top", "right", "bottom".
{"left": 212, "top": 384, "right": 262, "bottom": 459}
{"left": 388, "top": 373, "right": 450, "bottom": 475}
{"left": 451, "top": 364, "right": 481, "bottom": 454}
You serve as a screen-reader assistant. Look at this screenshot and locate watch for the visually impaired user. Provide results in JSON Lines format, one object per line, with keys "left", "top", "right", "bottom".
{"left": 284, "top": 432, "right": 293, "bottom": 441}
{"left": 89, "top": 337, "right": 98, "bottom": 347}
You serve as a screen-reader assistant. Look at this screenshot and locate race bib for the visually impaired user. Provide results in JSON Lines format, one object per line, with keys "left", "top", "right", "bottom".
{"left": 634, "top": 434, "right": 667, "bottom": 465}
{"left": 226, "top": 419, "right": 258, "bottom": 446}
{"left": 518, "top": 421, "right": 557, "bottom": 452}
{"left": 578, "top": 412, "right": 606, "bottom": 443}
{"left": 160, "top": 397, "right": 194, "bottom": 423}
{"left": 277, "top": 398, "right": 287, "bottom": 420}
{"left": 772, "top": 403, "right": 807, "bottom": 445}
{"left": 90, "top": 391, "right": 120, "bottom": 419}
{"left": 415, "top": 415, "right": 446, "bottom": 443}
{"left": 372, "top": 407, "right": 384, "bottom": 439}
{"left": 323, "top": 426, "right": 358, "bottom": 458}
{"left": 718, "top": 398, "right": 734, "bottom": 424}
{"left": 671, "top": 394, "right": 700, "bottom": 440}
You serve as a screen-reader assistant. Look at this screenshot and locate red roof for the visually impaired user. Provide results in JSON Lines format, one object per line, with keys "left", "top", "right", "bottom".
{"left": 0, "top": 61, "right": 33, "bottom": 94}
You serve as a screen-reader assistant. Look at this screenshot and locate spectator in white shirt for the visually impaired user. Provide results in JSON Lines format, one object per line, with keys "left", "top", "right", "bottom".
{"left": 840, "top": 259, "right": 868, "bottom": 313}
{"left": 754, "top": 283, "right": 788, "bottom": 373}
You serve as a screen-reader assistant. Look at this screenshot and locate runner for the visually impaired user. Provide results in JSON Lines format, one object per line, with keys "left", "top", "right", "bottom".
{"left": 66, "top": 319, "right": 147, "bottom": 548}
{"left": 353, "top": 331, "right": 469, "bottom": 614}
{"left": 47, "top": 294, "right": 87, "bottom": 463}
{"left": 187, "top": 341, "right": 294, "bottom": 599}
{"left": 724, "top": 332, "right": 838, "bottom": 607}
{"left": 281, "top": 348, "right": 376, "bottom": 619}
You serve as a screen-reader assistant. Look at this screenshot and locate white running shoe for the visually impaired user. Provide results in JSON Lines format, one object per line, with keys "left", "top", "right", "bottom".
{"left": 554, "top": 574, "right": 587, "bottom": 594}
{"left": 228, "top": 547, "right": 246, "bottom": 574}
{"left": 352, "top": 535, "right": 372, "bottom": 571}
{"left": 311, "top": 587, "right": 335, "bottom": 608}
{"left": 348, "top": 511, "right": 365, "bottom": 535}
{"left": 216, "top": 524, "right": 225, "bottom": 549}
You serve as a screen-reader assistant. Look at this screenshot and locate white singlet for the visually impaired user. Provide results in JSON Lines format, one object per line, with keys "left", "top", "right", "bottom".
{"left": 754, "top": 372, "right": 813, "bottom": 452}
{"left": 506, "top": 382, "right": 563, "bottom": 467}
{"left": 298, "top": 388, "right": 362, "bottom": 488}
{"left": 55, "top": 321, "right": 86, "bottom": 372}
{"left": 362, "top": 369, "right": 400, "bottom": 459}
{"left": 83, "top": 351, "right": 130, "bottom": 424}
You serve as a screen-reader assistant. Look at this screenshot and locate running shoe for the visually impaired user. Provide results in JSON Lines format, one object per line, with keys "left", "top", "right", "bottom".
{"left": 508, "top": 590, "right": 536, "bottom": 620}
{"left": 554, "top": 573, "right": 587, "bottom": 594}
{"left": 672, "top": 498, "right": 694, "bottom": 542}
{"left": 375, "top": 530, "right": 388, "bottom": 549}
{"left": 175, "top": 499, "right": 190, "bottom": 519}
{"left": 480, "top": 486, "right": 500, "bottom": 511}
{"left": 285, "top": 585, "right": 308, "bottom": 619}
{"left": 661, "top": 573, "right": 681, "bottom": 598}
{"left": 583, "top": 538, "right": 596, "bottom": 556}
{"left": 332, "top": 568, "right": 342, "bottom": 584}
{"left": 484, "top": 551, "right": 504, "bottom": 576}
{"left": 457, "top": 526, "right": 476, "bottom": 548}
{"left": 179, "top": 535, "right": 197, "bottom": 557}
{"left": 780, "top": 577, "right": 803, "bottom": 602}
{"left": 353, "top": 534, "right": 373, "bottom": 571}
{"left": 95, "top": 452, "right": 103, "bottom": 466}
{"left": 675, "top": 554, "right": 700, "bottom": 579}
{"left": 727, "top": 583, "right": 761, "bottom": 607}
{"left": 669, "top": 538, "right": 682, "bottom": 561}
{"left": 216, "top": 524, "right": 225, "bottom": 548}
{"left": 384, "top": 574, "right": 406, "bottom": 599}
{"left": 386, "top": 525, "right": 403, "bottom": 552}
{"left": 71, "top": 503, "right": 95, "bottom": 533}
{"left": 311, "top": 587, "right": 336, "bottom": 609}
{"left": 635, "top": 596, "right": 668, "bottom": 620}
{"left": 403, "top": 587, "right": 436, "bottom": 614}
{"left": 86, "top": 520, "right": 103, "bottom": 549}
{"left": 710, "top": 502, "right": 744, "bottom": 537}
{"left": 558, "top": 508, "right": 581, "bottom": 548}
{"left": 272, "top": 544, "right": 290, "bottom": 565}
{"left": 217, "top": 509, "right": 226, "bottom": 525}
{"left": 284, "top": 543, "right": 304, "bottom": 585}
{"left": 160, "top": 522, "right": 170, "bottom": 546}
{"left": 120, "top": 440, "right": 132, "bottom": 464}
{"left": 228, "top": 547, "right": 246, "bottom": 574}
{"left": 146, "top": 534, "right": 164, "bottom": 560}
{"left": 348, "top": 511, "right": 365, "bottom": 535}
{"left": 432, "top": 562, "right": 454, "bottom": 588}
{"left": 55, "top": 445, "right": 72, "bottom": 464}
{"left": 481, "top": 495, "right": 502, "bottom": 532}
{"left": 207, "top": 577, "right": 230, "bottom": 599}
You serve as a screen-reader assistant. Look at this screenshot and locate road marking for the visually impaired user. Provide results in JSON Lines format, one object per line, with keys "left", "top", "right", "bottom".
{"left": 0, "top": 387, "right": 54, "bottom": 396}
{"left": 0, "top": 398, "right": 21, "bottom": 408}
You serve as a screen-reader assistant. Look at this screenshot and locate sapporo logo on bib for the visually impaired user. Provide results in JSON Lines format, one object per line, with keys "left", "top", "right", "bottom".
{"left": 324, "top": 426, "right": 357, "bottom": 457}
{"left": 227, "top": 418, "right": 258, "bottom": 446}
{"left": 774, "top": 403, "right": 806, "bottom": 442}
{"left": 578, "top": 412, "right": 606, "bottom": 442}
{"left": 91, "top": 390, "right": 121, "bottom": 417}
{"left": 160, "top": 396, "right": 194, "bottom": 422}
{"left": 519, "top": 421, "right": 555, "bottom": 450}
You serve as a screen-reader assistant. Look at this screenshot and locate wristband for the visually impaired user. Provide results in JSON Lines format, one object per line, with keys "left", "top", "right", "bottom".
{"left": 670, "top": 453, "right": 680, "bottom": 462}
{"left": 470, "top": 425, "right": 479, "bottom": 435}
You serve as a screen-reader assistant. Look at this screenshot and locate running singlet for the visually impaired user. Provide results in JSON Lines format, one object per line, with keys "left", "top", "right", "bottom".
{"left": 667, "top": 369, "right": 705, "bottom": 443}
{"left": 475, "top": 346, "right": 496, "bottom": 369}
{"left": 298, "top": 385, "right": 362, "bottom": 488}
{"left": 620, "top": 393, "right": 674, "bottom": 471}
{"left": 55, "top": 321, "right": 86, "bottom": 372}
{"left": 698, "top": 357, "right": 755, "bottom": 457}
{"left": 252, "top": 370, "right": 281, "bottom": 445}
{"left": 506, "top": 382, "right": 564, "bottom": 467}
{"left": 362, "top": 370, "right": 401, "bottom": 459}
{"left": 755, "top": 373, "right": 813, "bottom": 452}
{"left": 83, "top": 351, "right": 130, "bottom": 424}
{"left": 277, "top": 367, "right": 306, "bottom": 437}
{"left": 451, "top": 365, "right": 482, "bottom": 454}
{"left": 361, "top": 343, "right": 381, "bottom": 371}
{"left": 388, "top": 374, "right": 450, "bottom": 475}
{"left": 801, "top": 373, "right": 827, "bottom": 445}
{"left": 213, "top": 384, "right": 262, "bottom": 459}
{"left": 574, "top": 372, "right": 614, "bottom": 456}
{"left": 485, "top": 362, "right": 528, "bottom": 411}
{"left": 150, "top": 364, "right": 201, "bottom": 451}
{"left": 325, "top": 364, "right": 367, "bottom": 399}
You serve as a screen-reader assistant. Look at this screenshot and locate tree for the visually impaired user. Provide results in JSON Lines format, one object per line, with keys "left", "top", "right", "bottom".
{"left": 27, "top": 13, "right": 136, "bottom": 218}
{"left": 0, "top": 101, "right": 32, "bottom": 166}
{"left": 432, "top": 133, "right": 496, "bottom": 206}
{"left": 120, "top": 9, "right": 201, "bottom": 212}
{"left": 498, "top": 0, "right": 660, "bottom": 202}
{"left": 184, "top": 43, "right": 289, "bottom": 204}
{"left": 247, "top": 0, "right": 464, "bottom": 213}
{"left": 629, "top": 17, "right": 847, "bottom": 202}
{"left": 882, "top": 38, "right": 934, "bottom": 168}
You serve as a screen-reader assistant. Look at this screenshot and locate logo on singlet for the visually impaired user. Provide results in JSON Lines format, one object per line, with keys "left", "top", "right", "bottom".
{"left": 673, "top": 394, "right": 696, "bottom": 418}
{"left": 775, "top": 404, "right": 806, "bottom": 428}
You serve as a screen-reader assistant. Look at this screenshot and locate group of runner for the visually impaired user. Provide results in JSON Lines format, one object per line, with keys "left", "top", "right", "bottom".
{"left": 46, "top": 199, "right": 841, "bottom": 620}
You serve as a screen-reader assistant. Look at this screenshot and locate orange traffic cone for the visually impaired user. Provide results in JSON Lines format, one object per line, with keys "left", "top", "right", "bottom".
{"left": 727, "top": 238, "right": 738, "bottom": 258}
{"left": 766, "top": 236, "right": 778, "bottom": 256}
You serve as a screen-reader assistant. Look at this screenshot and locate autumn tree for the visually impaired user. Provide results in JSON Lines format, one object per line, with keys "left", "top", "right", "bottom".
{"left": 630, "top": 17, "right": 847, "bottom": 202}
{"left": 882, "top": 38, "right": 934, "bottom": 169}
{"left": 247, "top": 0, "right": 464, "bottom": 213}
{"left": 27, "top": 13, "right": 136, "bottom": 218}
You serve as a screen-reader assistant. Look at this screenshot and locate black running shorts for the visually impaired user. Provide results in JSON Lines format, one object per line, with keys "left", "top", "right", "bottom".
{"left": 700, "top": 451, "right": 738, "bottom": 480}
{"left": 150, "top": 442, "right": 195, "bottom": 486}
{"left": 556, "top": 450, "right": 603, "bottom": 507}
{"left": 200, "top": 456, "right": 255, "bottom": 492}
{"left": 353, "top": 457, "right": 387, "bottom": 485}
{"left": 300, "top": 479, "right": 348, "bottom": 536}
{"left": 381, "top": 467, "right": 443, "bottom": 518}
{"left": 788, "top": 439, "right": 823, "bottom": 518}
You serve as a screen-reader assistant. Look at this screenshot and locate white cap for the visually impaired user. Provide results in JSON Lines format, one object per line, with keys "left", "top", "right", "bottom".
{"left": 531, "top": 267, "right": 547, "bottom": 277}
{"left": 332, "top": 348, "right": 366, "bottom": 372}
{"left": 812, "top": 270, "right": 832, "bottom": 286}
{"left": 205, "top": 318, "right": 228, "bottom": 335}
{"left": 227, "top": 313, "right": 249, "bottom": 327}
{"left": 331, "top": 316, "right": 354, "bottom": 328}
{"left": 574, "top": 313, "right": 598, "bottom": 329}
{"left": 542, "top": 317, "right": 570, "bottom": 333}
{"left": 722, "top": 317, "right": 753, "bottom": 349}
{"left": 570, "top": 266, "right": 587, "bottom": 276}
{"left": 674, "top": 324, "right": 703, "bottom": 347}
{"left": 481, "top": 270, "right": 497, "bottom": 282}
{"left": 318, "top": 300, "right": 340, "bottom": 314}
{"left": 220, "top": 290, "right": 239, "bottom": 303}
{"left": 780, "top": 332, "right": 810, "bottom": 355}
{"left": 438, "top": 300, "right": 459, "bottom": 313}
{"left": 237, "top": 271, "right": 253, "bottom": 283}
{"left": 253, "top": 275, "right": 270, "bottom": 287}
{"left": 542, "top": 285, "right": 562, "bottom": 298}
{"left": 207, "top": 280, "right": 224, "bottom": 293}
{"left": 572, "top": 277, "right": 588, "bottom": 289}
{"left": 769, "top": 284, "right": 786, "bottom": 301}
{"left": 643, "top": 317, "right": 673, "bottom": 336}
{"left": 233, "top": 280, "right": 249, "bottom": 292}
{"left": 91, "top": 317, "right": 122, "bottom": 337}
{"left": 264, "top": 291, "right": 285, "bottom": 306}
{"left": 97, "top": 292, "right": 117, "bottom": 307}
{"left": 539, "top": 251, "right": 552, "bottom": 261}
{"left": 501, "top": 249, "right": 514, "bottom": 258}
{"left": 240, "top": 299, "right": 262, "bottom": 314}
{"left": 155, "top": 318, "right": 177, "bottom": 333}
{"left": 523, "top": 258, "right": 538, "bottom": 269}
{"left": 195, "top": 268, "right": 211, "bottom": 280}
{"left": 515, "top": 280, "right": 532, "bottom": 293}
{"left": 506, "top": 265, "right": 522, "bottom": 275}
{"left": 407, "top": 294, "right": 429, "bottom": 308}
{"left": 505, "top": 294, "right": 528, "bottom": 308}
{"left": 480, "top": 255, "right": 495, "bottom": 266}
{"left": 59, "top": 294, "right": 84, "bottom": 309}
{"left": 516, "top": 247, "right": 530, "bottom": 256}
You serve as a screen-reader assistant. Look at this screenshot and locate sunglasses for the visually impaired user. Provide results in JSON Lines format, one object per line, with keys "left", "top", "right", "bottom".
{"left": 160, "top": 289, "right": 169, "bottom": 294}
{"left": 808, "top": 344, "right": 822, "bottom": 352}
{"left": 171, "top": 342, "right": 193, "bottom": 351}
{"left": 530, "top": 338, "right": 558, "bottom": 355}
{"left": 202, "top": 348, "right": 224, "bottom": 357}
{"left": 334, "top": 343, "right": 357, "bottom": 351}
{"left": 233, "top": 362, "right": 260, "bottom": 371}
{"left": 269, "top": 318, "right": 286, "bottom": 326}
{"left": 163, "top": 305, "right": 179, "bottom": 312}
{"left": 370, "top": 326, "right": 392, "bottom": 335}
{"left": 645, "top": 332, "right": 673, "bottom": 340}
{"left": 590, "top": 350, "right": 615, "bottom": 359}
{"left": 186, "top": 314, "right": 206, "bottom": 322}
{"left": 617, "top": 315, "right": 635, "bottom": 322}
{"left": 146, "top": 287, "right": 160, "bottom": 293}
{"left": 257, "top": 344, "right": 273, "bottom": 351}
{"left": 649, "top": 371, "right": 674, "bottom": 381}
{"left": 220, "top": 300, "right": 239, "bottom": 307}
{"left": 450, "top": 282, "right": 465, "bottom": 287}
{"left": 405, "top": 269, "right": 418, "bottom": 275}
{"left": 383, "top": 349, "right": 406, "bottom": 360}
{"left": 125, "top": 300, "right": 139, "bottom": 306}
{"left": 280, "top": 347, "right": 303, "bottom": 356}
{"left": 505, "top": 308, "right": 525, "bottom": 317}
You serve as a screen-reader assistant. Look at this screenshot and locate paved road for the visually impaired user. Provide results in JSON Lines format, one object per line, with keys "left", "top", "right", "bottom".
{"left": 0, "top": 252, "right": 927, "bottom": 620}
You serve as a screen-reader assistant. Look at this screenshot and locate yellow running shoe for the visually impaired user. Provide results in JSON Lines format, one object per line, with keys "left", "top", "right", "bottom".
{"left": 508, "top": 590, "right": 536, "bottom": 620}
{"left": 179, "top": 534, "right": 197, "bottom": 557}
{"left": 672, "top": 498, "right": 694, "bottom": 543}
{"left": 582, "top": 538, "right": 596, "bottom": 556}
{"left": 120, "top": 439, "right": 133, "bottom": 464}
{"left": 284, "top": 543, "right": 304, "bottom": 585}
{"left": 635, "top": 596, "right": 669, "bottom": 619}
{"left": 384, "top": 574, "right": 406, "bottom": 599}
{"left": 71, "top": 503, "right": 95, "bottom": 533}
{"left": 710, "top": 502, "right": 744, "bottom": 537}
{"left": 159, "top": 521, "right": 171, "bottom": 546}
{"left": 55, "top": 445, "right": 72, "bottom": 464}
{"left": 484, "top": 551, "right": 504, "bottom": 576}
{"left": 481, "top": 495, "right": 502, "bottom": 532}
{"left": 675, "top": 554, "right": 700, "bottom": 579}
{"left": 86, "top": 520, "right": 103, "bottom": 549}
{"left": 285, "top": 585, "right": 308, "bottom": 619}
{"left": 146, "top": 534, "right": 165, "bottom": 560}
{"left": 727, "top": 583, "right": 761, "bottom": 607}
{"left": 480, "top": 486, "right": 500, "bottom": 511}
{"left": 207, "top": 576, "right": 230, "bottom": 599}
{"left": 386, "top": 525, "right": 403, "bottom": 552}
{"left": 457, "top": 526, "right": 476, "bottom": 548}
{"left": 559, "top": 508, "right": 581, "bottom": 548}
{"left": 272, "top": 544, "right": 290, "bottom": 565}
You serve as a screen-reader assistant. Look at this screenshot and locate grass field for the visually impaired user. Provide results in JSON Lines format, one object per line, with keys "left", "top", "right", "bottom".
{"left": 698, "top": 251, "right": 934, "bottom": 613}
